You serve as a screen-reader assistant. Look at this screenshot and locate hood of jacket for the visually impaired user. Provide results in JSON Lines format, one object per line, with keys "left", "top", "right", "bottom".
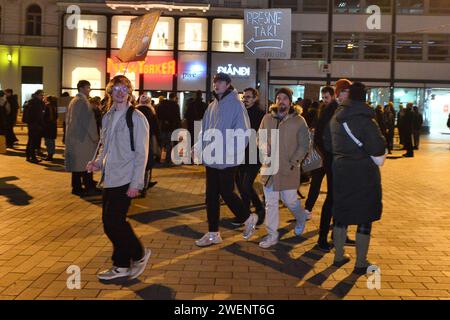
{"left": 212, "top": 85, "right": 236, "bottom": 102}
{"left": 335, "top": 100, "right": 375, "bottom": 123}
{"left": 269, "top": 104, "right": 295, "bottom": 119}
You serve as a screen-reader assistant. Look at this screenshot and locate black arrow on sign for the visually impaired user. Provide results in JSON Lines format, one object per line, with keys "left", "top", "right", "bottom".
{"left": 245, "top": 38, "right": 284, "bottom": 54}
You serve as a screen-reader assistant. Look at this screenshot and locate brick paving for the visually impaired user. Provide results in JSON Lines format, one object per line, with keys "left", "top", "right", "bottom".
{"left": 0, "top": 131, "right": 449, "bottom": 300}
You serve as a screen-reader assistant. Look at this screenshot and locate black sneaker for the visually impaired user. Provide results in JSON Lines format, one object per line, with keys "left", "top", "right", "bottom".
{"left": 147, "top": 181, "right": 158, "bottom": 189}
{"left": 256, "top": 209, "right": 265, "bottom": 226}
{"left": 345, "top": 237, "right": 356, "bottom": 246}
{"left": 316, "top": 241, "right": 331, "bottom": 253}
{"left": 72, "top": 189, "right": 86, "bottom": 197}
{"left": 230, "top": 218, "right": 245, "bottom": 226}
{"left": 85, "top": 188, "right": 102, "bottom": 196}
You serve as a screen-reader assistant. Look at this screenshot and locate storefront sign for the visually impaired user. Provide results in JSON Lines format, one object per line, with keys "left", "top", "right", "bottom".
{"left": 244, "top": 9, "right": 291, "bottom": 59}
{"left": 182, "top": 64, "right": 205, "bottom": 80}
{"left": 217, "top": 64, "right": 251, "bottom": 77}
{"left": 117, "top": 11, "right": 161, "bottom": 62}
{"left": 107, "top": 58, "right": 176, "bottom": 75}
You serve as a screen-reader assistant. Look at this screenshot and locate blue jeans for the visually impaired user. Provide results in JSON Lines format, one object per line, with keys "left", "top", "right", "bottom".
{"left": 44, "top": 138, "right": 55, "bottom": 155}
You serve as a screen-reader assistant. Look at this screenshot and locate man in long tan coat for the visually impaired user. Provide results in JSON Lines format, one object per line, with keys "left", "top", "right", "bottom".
{"left": 257, "top": 87, "right": 310, "bottom": 249}
{"left": 65, "top": 80, "right": 100, "bottom": 196}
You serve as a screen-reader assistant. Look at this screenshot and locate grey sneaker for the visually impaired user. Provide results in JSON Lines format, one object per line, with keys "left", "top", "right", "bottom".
{"left": 130, "top": 248, "right": 152, "bottom": 280}
{"left": 97, "top": 267, "right": 130, "bottom": 281}
{"left": 195, "top": 232, "right": 223, "bottom": 247}
{"left": 243, "top": 213, "right": 258, "bottom": 240}
{"left": 259, "top": 235, "right": 278, "bottom": 249}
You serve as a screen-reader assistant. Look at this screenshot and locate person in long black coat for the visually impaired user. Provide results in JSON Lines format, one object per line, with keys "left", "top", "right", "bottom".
{"left": 26, "top": 90, "right": 46, "bottom": 163}
{"left": 325, "top": 82, "right": 386, "bottom": 274}
{"left": 184, "top": 90, "right": 207, "bottom": 147}
{"left": 402, "top": 103, "right": 415, "bottom": 157}
{"left": 43, "top": 96, "right": 58, "bottom": 161}
{"left": 137, "top": 95, "right": 159, "bottom": 197}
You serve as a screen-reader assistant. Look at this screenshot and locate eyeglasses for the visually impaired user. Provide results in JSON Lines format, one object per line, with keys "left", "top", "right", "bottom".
{"left": 112, "top": 86, "right": 129, "bottom": 93}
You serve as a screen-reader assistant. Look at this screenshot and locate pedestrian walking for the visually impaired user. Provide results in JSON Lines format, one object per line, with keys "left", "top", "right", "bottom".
{"left": 137, "top": 94, "right": 159, "bottom": 197}
{"left": 325, "top": 82, "right": 386, "bottom": 274}
{"left": 192, "top": 72, "right": 258, "bottom": 247}
{"left": 87, "top": 75, "right": 151, "bottom": 281}
{"left": 397, "top": 104, "right": 405, "bottom": 148}
{"left": 402, "top": 103, "right": 415, "bottom": 157}
{"left": 184, "top": 90, "right": 207, "bottom": 147}
{"left": 25, "top": 90, "right": 46, "bottom": 163}
{"left": 257, "top": 87, "right": 310, "bottom": 249}
{"left": 4, "top": 89, "right": 19, "bottom": 148}
{"left": 156, "top": 92, "right": 181, "bottom": 164}
{"left": 412, "top": 106, "right": 423, "bottom": 150}
{"left": 236, "top": 87, "right": 266, "bottom": 226}
{"left": 65, "top": 80, "right": 100, "bottom": 196}
{"left": 43, "top": 96, "right": 58, "bottom": 161}
{"left": 383, "top": 102, "right": 396, "bottom": 154}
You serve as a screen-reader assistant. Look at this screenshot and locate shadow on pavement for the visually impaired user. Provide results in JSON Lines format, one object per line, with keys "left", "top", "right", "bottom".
{"left": 134, "top": 284, "right": 176, "bottom": 300}
{"left": 0, "top": 176, "right": 33, "bottom": 206}
{"left": 130, "top": 203, "right": 206, "bottom": 225}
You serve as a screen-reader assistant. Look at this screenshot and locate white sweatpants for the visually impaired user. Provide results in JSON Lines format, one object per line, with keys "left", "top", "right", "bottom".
{"left": 263, "top": 185, "right": 307, "bottom": 239}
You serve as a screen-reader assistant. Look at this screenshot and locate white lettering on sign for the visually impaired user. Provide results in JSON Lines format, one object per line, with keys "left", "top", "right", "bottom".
{"left": 217, "top": 64, "right": 251, "bottom": 77}
{"left": 246, "top": 11, "right": 282, "bottom": 38}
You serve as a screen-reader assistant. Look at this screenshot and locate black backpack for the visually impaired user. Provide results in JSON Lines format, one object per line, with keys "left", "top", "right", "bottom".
{"left": 126, "top": 107, "right": 135, "bottom": 151}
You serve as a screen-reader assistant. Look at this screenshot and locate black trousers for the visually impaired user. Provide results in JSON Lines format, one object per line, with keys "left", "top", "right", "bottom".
{"left": 5, "top": 124, "right": 17, "bottom": 147}
{"left": 102, "top": 184, "right": 144, "bottom": 268}
{"left": 71, "top": 172, "right": 95, "bottom": 191}
{"left": 206, "top": 166, "right": 250, "bottom": 232}
{"left": 305, "top": 167, "right": 326, "bottom": 212}
{"left": 404, "top": 132, "right": 414, "bottom": 156}
{"left": 236, "top": 164, "right": 264, "bottom": 221}
{"left": 413, "top": 130, "right": 420, "bottom": 149}
{"left": 318, "top": 155, "right": 334, "bottom": 244}
{"left": 26, "top": 127, "right": 41, "bottom": 159}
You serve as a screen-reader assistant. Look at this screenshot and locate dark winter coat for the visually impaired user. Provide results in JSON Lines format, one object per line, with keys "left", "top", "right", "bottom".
{"left": 43, "top": 102, "right": 58, "bottom": 140}
{"left": 137, "top": 104, "right": 158, "bottom": 169}
{"left": 325, "top": 100, "right": 386, "bottom": 225}
{"left": 244, "top": 102, "right": 265, "bottom": 165}
{"left": 6, "top": 95, "right": 19, "bottom": 126}
{"left": 27, "top": 98, "right": 46, "bottom": 133}
{"left": 156, "top": 99, "right": 181, "bottom": 133}
{"left": 315, "top": 99, "right": 339, "bottom": 157}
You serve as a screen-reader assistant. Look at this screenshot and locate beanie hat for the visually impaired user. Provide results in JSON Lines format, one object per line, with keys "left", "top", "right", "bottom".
{"left": 335, "top": 79, "right": 352, "bottom": 96}
{"left": 275, "top": 87, "right": 293, "bottom": 103}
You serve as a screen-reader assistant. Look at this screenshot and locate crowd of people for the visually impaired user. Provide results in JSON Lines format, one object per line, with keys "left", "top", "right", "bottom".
{"left": 1, "top": 73, "right": 431, "bottom": 282}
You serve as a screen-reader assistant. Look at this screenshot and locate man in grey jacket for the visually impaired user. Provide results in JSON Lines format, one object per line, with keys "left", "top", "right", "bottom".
{"left": 87, "top": 75, "right": 151, "bottom": 281}
{"left": 193, "top": 72, "right": 258, "bottom": 247}
{"left": 65, "top": 80, "right": 99, "bottom": 196}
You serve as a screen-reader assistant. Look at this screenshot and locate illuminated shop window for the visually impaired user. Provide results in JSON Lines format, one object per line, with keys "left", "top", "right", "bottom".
{"left": 179, "top": 18, "right": 208, "bottom": 51}
{"left": 64, "top": 15, "right": 107, "bottom": 48}
{"left": 111, "top": 16, "right": 174, "bottom": 50}
{"left": 212, "top": 19, "right": 244, "bottom": 52}
{"left": 178, "top": 52, "right": 207, "bottom": 91}
{"left": 77, "top": 20, "right": 98, "bottom": 48}
{"left": 62, "top": 50, "right": 106, "bottom": 92}
{"left": 71, "top": 67, "right": 102, "bottom": 97}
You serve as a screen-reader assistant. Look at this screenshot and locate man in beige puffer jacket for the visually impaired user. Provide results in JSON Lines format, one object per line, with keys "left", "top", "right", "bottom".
{"left": 257, "top": 88, "right": 310, "bottom": 249}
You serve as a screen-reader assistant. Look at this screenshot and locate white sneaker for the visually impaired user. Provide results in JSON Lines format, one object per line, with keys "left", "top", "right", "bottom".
{"left": 195, "top": 232, "right": 223, "bottom": 247}
{"left": 97, "top": 267, "right": 130, "bottom": 281}
{"left": 243, "top": 214, "right": 258, "bottom": 240}
{"left": 305, "top": 209, "right": 312, "bottom": 221}
{"left": 259, "top": 235, "right": 278, "bottom": 249}
{"left": 129, "top": 248, "right": 152, "bottom": 280}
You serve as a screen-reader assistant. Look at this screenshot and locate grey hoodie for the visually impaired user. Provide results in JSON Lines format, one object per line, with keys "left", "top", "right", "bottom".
{"left": 194, "top": 87, "right": 250, "bottom": 170}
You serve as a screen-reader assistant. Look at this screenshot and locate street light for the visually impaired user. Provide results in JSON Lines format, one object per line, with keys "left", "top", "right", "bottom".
{"left": 7, "top": 53, "right": 12, "bottom": 63}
